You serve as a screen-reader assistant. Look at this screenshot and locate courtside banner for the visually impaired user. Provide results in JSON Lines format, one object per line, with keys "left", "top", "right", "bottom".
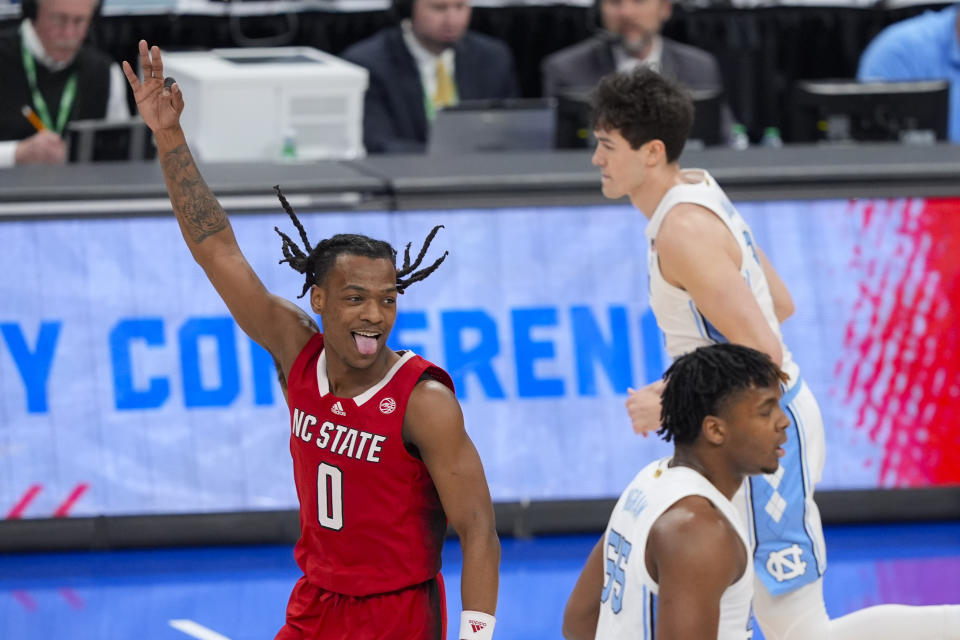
{"left": 2, "top": 198, "right": 958, "bottom": 518}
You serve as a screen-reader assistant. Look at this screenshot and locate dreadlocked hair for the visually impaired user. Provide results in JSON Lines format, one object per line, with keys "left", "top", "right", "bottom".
{"left": 658, "top": 343, "right": 789, "bottom": 445}
{"left": 272, "top": 185, "right": 449, "bottom": 298}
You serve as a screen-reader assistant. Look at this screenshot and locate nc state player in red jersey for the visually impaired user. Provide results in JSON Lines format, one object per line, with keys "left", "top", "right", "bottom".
{"left": 124, "top": 40, "right": 500, "bottom": 640}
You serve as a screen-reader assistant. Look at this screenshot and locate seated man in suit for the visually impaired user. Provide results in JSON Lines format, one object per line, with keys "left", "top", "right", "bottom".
{"left": 542, "top": 0, "right": 735, "bottom": 142}
{"left": 342, "top": 0, "right": 519, "bottom": 154}
{"left": 0, "top": 0, "right": 130, "bottom": 167}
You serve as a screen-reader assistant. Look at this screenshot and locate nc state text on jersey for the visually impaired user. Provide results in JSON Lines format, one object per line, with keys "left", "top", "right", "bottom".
{"left": 291, "top": 408, "right": 386, "bottom": 462}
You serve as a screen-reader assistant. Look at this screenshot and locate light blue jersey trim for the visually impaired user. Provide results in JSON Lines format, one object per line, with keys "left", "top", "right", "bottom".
{"left": 700, "top": 311, "right": 729, "bottom": 344}
{"left": 688, "top": 301, "right": 729, "bottom": 344}
{"left": 781, "top": 376, "right": 803, "bottom": 406}
{"left": 689, "top": 301, "right": 708, "bottom": 339}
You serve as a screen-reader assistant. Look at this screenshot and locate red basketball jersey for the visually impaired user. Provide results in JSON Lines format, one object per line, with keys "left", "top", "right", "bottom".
{"left": 286, "top": 333, "right": 453, "bottom": 597}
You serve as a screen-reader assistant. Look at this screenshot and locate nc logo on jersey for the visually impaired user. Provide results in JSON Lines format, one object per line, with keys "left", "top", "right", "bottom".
{"left": 379, "top": 397, "right": 397, "bottom": 414}
{"left": 766, "top": 544, "right": 807, "bottom": 582}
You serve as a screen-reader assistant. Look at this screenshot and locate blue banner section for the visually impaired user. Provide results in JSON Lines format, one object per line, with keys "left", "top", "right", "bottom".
{"left": 0, "top": 202, "right": 883, "bottom": 517}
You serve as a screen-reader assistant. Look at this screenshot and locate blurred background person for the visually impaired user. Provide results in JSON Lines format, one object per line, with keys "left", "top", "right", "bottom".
{"left": 541, "top": 0, "right": 736, "bottom": 143}
{"left": 342, "top": 0, "right": 518, "bottom": 154}
{"left": 857, "top": 2, "right": 960, "bottom": 143}
{"left": 0, "top": 0, "right": 130, "bottom": 167}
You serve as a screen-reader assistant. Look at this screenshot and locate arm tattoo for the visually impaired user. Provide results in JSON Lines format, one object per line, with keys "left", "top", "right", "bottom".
{"left": 162, "top": 144, "right": 229, "bottom": 244}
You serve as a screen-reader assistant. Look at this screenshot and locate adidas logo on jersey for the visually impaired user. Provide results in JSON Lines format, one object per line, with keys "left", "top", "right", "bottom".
{"left": 469, "top": 620, "right": 487, "bottom": 633}
{"left": 331, "top": 401, "right": 346, "bottom": 416}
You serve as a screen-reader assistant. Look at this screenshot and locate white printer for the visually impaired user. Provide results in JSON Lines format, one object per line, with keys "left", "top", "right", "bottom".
{"left": 160, "top": 46, "right": 368, "bottom": 161}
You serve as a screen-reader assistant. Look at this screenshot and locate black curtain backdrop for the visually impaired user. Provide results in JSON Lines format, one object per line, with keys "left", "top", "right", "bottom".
{"left": 2, "top": 3, "right": 943, "bottom": 142}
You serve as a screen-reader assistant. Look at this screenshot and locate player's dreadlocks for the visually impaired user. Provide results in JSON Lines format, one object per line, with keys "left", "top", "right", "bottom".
{"left": 271, "top": 186, "right": 449, "bottom": 298}
{"left": 659, "top": 343, "right": 788, "bottom": 445}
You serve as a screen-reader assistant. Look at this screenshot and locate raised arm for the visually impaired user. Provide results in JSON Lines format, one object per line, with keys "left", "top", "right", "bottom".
{"left": 647, "top": 497, "right": 746, "bottom": 640}
{"left": 122, "top": 41, "right": 314, "bottom": 372}
{"left": 656, "top": 204, "right": 784, "bottom": 366}
{"left": 403, "top": 379, "right": 500, "bottom": 635}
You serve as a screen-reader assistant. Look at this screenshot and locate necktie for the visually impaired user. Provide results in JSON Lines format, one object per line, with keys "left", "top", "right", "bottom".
{"left": 433, "top": 58, "right": 455, "bottom": 109}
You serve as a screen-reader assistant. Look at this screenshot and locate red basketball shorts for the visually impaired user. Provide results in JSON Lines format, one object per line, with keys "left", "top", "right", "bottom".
{"left": 274, "top": 573, "right": 446, "bottom": 640}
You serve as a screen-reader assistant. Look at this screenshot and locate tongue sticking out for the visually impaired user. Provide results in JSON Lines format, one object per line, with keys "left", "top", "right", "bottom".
{"left": 354, "top": 333, "right": 378, "bottom": 356}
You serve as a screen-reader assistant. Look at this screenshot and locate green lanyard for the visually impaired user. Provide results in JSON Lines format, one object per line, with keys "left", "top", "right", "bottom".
{"left": 20, "top": 35, "right": 77, "bottom": 134}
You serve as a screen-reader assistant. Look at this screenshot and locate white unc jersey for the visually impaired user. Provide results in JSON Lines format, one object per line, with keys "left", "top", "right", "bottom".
{"left": 644, "top": 171, "right": 829, "bottom": 597}
{"left": 595, "top": 458, "right": 754, "bottom": 640}
{"left": 645, "top": 169, "right": 800, "bottom": 384}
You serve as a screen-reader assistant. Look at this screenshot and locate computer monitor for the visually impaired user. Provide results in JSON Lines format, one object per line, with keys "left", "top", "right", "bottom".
{"left": 554, "top": 92, "right": 592, "bottom": 149}
{"left": 687, "top": 88, "right": 723, "bottom": 148}
{"left": 428, "top": 98, "right": 557, "bottom": 154}
{"left": 789, "top": 79, "right": 949, "bottom": 143}
{"left": 554, "top": 87, "right": 724, "bottom": 149}
{"left": 65, "top": 118, "right": 157, "bottom": 163}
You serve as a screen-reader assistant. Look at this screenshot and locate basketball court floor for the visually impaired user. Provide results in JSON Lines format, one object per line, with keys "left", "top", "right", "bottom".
{"left": 2, "top": 521, "right": 959, "bottom": 639}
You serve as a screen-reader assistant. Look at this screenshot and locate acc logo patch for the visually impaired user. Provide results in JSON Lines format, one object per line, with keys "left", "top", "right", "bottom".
{"left": 379, "top": 397, "right": 397, "bottom": 414}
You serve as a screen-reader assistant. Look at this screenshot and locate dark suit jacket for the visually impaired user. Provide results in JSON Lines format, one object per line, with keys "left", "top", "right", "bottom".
{"left": 342, "top": 27, "right": 519, "bottom": 154}
{"left": 541, "top": 35, "right": 734, "bottom": 140}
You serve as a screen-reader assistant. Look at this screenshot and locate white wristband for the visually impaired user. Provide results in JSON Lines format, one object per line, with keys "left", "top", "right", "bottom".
{"left": 460, "top": 610, "right": 495, "bottom": 640}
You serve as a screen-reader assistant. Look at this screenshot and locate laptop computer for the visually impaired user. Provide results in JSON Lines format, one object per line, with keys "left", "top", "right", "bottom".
{"left": 428, "top": 98, "right": 557, "bottom": 155}
{"left": 65, "top": 118, "right": 157, "bottom": 163}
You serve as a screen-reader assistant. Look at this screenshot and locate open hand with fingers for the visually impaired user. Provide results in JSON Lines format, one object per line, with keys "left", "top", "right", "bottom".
{"left": 122, "top": 40, "right": 184, "bottom": 134}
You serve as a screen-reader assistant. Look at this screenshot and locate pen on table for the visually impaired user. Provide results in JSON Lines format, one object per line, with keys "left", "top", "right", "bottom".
{"left": 21, "top": 105, "right": 46, "bottom": 132}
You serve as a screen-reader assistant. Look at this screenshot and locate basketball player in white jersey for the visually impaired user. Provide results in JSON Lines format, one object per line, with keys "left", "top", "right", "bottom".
{"left": 588, "top": 67, "right": 960, "bottom": 639}
{"left": 564, "top": 343, "right": 791, "bottom": 640}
